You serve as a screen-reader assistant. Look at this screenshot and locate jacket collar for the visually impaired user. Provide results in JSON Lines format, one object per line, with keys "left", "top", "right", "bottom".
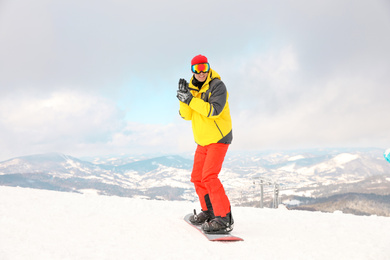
{"left": 188, "top": 69, "right": 220, "bottom": 93}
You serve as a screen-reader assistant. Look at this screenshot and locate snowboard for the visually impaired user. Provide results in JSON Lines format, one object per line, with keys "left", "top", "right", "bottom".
{"left": 184, "top": 213, "right": 243, "bottom": 242}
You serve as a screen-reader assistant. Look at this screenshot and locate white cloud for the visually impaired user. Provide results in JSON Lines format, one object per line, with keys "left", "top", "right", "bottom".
{"left": 0, "top": 0, "right": 389, "bottom": 159}
{"left": 107, "top": 121, "right": 194, "bottom": 154}
{"left": 0, "top": 90, "right": 124, "bottom": 159}
{"left": 217, "top": 44, "right": 390, "bottom": 151}
{"left": 0, "top": 89, "right": 196, "bottom": 160}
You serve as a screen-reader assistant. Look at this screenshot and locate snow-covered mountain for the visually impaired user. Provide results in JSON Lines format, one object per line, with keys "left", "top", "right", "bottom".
{"left": 0, "top": 153, "right": 194, "bottom": 199}
{"left": 0, "top": 148, "right": 389, "bottom": 216}
{"left": 1, "top": 186, "right": 390, "bottom": 259}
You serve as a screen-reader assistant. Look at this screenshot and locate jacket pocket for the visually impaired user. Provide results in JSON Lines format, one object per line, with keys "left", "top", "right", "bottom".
{"left": 214, "top": 120, "right": 224, "bottom": 138}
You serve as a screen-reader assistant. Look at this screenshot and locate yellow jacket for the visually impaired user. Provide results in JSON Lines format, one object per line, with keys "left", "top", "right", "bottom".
{"left": 179, "top": 69, "right": 233, "bottom": 146}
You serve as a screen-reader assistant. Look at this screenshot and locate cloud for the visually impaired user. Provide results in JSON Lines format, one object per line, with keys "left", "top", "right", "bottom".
{"left": 107, "top": 121, "right": 194, "bottom": 155}
{"left": 0, "top": 90, "right": 124, "bottom": 159}
{"left": 0, "top": 89, "right": 194, "bottom": 160}
{"left": 222, "top": 44, "right": 390, "bottom": 150}
{"left": 0, "top": 0, "right": 389, "bottom": 159}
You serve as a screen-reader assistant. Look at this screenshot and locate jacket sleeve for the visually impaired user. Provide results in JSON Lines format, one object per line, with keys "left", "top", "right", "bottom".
{"left": 179, "top": 101, "right": 192, "bottom": 120}
{"left": 189, "top": 81, "right": 227, "bottom": 119}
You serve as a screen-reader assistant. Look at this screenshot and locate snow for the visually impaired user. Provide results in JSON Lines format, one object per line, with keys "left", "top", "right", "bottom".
{"left": 279, "top": 163, "right": 296, "bottom": 172}
{"left": 1, "top": 186, "right": 390, "bottom": 260}
{"left": 333, "top": 153, "right": 359, "bottom": 165}
{"left": 287, "top": 155, "right": 305, "bottom": 161}
{"left": 294, "top": 153, "right": 360, "bottom": 177}
{"left": 283, "top": 199, "right": 302, "bottom": 206}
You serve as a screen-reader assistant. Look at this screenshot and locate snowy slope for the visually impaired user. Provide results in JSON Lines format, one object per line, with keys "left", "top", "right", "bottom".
{"left": 1, "top": 187, "right": 390, "bottom": 260}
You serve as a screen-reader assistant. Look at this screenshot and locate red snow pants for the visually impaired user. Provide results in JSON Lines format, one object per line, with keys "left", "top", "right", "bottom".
{"left": 190, "top": 143, "right": 231, "bottom": 218}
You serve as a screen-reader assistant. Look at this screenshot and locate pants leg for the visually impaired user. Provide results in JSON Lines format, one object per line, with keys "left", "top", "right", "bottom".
{"left": 190, "top": 145, "right": 211, "bottom": 211}
{"left": 190, "top": 143, "right": 231, "bottom": 217}
{"left": 202, "top": 143, "right": 231, "bottom": 217}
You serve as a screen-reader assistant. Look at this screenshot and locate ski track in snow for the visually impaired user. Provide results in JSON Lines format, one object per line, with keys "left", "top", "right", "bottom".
{"left": 1, "top": 186, "right": 390, "bottom": 260}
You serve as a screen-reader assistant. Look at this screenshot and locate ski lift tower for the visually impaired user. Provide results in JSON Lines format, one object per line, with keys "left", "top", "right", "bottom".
{"left": 273, "top": 183, "right": 280, "bottom": 209}
{"left": 253, "top": 177, "right": 280, "bottom": 209}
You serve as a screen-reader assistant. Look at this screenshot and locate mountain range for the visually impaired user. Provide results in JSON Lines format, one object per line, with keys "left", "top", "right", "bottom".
{"left": 1, "top": 148, "right": 389, "bottom": 216}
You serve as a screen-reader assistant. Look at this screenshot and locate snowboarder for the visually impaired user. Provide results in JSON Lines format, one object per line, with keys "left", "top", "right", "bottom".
{"left": 176, "top": 54, "right": 234, "bottom": 234}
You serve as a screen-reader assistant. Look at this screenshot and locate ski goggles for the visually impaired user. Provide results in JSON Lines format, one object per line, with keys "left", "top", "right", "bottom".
{"left": 191, "top": 63, "right": 210, "bottom": 74}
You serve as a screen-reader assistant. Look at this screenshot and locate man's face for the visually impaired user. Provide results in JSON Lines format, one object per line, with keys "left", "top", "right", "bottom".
{"left": 193, "top": 71, "right": 208, "bottom": 82}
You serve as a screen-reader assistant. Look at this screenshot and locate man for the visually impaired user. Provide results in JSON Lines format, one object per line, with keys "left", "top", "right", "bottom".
{"left": 176, "top": 54, "right": 234, "bottom": 234}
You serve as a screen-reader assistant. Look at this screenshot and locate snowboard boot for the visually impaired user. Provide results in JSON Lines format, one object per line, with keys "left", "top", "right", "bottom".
{"left": 189, "top": 209, "right": 214, "bottom": 225}
{"left": 202, "top": 212, "right": 234, "bottom": 234}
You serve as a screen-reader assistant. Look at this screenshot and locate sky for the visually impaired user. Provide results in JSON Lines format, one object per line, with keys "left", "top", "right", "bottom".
{"left": 0, "top": 0, "right": 390, "bottom": 161}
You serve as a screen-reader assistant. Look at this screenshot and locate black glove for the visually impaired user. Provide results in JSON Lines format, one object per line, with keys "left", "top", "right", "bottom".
{"left": 178, "top": 78, "right": 189, "bottom": 92}
{"left": 177, "top": 90, "right": 193, "bottom": 105}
